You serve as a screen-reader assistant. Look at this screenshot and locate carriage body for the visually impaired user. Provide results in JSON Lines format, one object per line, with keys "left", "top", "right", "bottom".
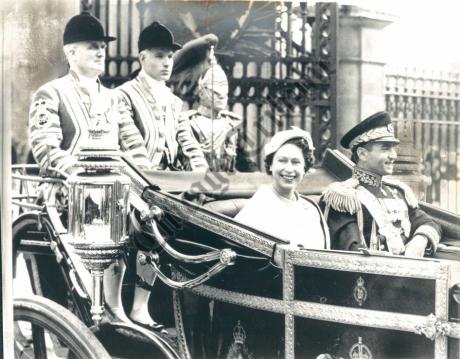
{"left": 11, "top": 150, "right": 460, "bottom": 358}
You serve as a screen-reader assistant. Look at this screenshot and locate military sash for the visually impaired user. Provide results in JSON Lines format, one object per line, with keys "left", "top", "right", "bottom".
{"left": 355, "top": 185, "right": 408, "bottom": 253}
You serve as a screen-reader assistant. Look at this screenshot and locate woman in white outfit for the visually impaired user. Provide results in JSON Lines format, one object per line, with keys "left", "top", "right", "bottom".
{"left": 235, "top": 127, "right": 330, "bottom": 250}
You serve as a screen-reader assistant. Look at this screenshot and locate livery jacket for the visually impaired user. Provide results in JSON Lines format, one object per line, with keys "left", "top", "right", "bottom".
{"left": 320, "top": 167, "right": 441, "bottom": 255}
{"left": 116, "top": 71, "right": 208, "bottom": 171}
{"left": 182, "top": 108, "right": 242, "bottom": 172}
{"left": 29, "top": 72, "right": 150, "bottom": 174}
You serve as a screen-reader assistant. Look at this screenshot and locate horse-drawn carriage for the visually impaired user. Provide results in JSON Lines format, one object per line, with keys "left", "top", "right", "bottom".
{"left": 11, "top": 148, "right": 460, "bottom": 358}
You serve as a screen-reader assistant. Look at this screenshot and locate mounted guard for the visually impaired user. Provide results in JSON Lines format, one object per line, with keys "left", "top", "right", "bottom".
{"left": 171, "top": 34, "right": 243, "bottom": 172}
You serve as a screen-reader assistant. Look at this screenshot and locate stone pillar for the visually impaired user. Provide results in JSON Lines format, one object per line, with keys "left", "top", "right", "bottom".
{"left": 336, "top": 6, "right": 424, "bottom": 196}
{"left": 336, "top": 5, "right": 395, "bottom": 147}
{"left": 392, "top": 116, "right": 426, "bottom": 196}
{"left": 4, "top": 0, "right": 79, "bottom": 163}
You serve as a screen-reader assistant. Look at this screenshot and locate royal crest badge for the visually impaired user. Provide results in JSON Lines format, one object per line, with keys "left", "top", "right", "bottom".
{"left": 353, "top": 276, "right": 368, "bottom": 307}
{"left": 32, "top": 99, "right": 52, "bottom": 126}
{"left": 349, "top": 336, "right": 372, "bottom": 359}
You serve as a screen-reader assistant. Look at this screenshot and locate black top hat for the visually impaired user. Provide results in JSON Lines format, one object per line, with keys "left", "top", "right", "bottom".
{"left": 138, "top": 21, "right": 182, "bottom": 53}
{"left": 63, "top": 12, "right": 116, "bottom": 45}
{"left": 340, "top": 111, "right": 400, "bottom": 149}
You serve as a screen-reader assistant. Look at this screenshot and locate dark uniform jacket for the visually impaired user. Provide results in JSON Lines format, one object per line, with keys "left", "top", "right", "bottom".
{"left": 321, "top": 167, "right": 441, "bottom": 254}
{"left": 319, "top": 167, "right": 443, "bottom": 358}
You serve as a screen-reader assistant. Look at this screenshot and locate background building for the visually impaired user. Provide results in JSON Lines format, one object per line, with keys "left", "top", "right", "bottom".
{"left": 3, "top": 0, "right": 460, "bottom": 213}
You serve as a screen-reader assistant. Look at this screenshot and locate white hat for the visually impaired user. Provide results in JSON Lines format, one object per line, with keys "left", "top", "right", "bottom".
{"left": 263, "top": 127, "right": 314, "bottom": 159}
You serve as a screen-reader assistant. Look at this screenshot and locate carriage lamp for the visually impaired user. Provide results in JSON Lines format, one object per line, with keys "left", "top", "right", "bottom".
{"left": 67, "top": 126, "right": 130, "bottom": 326}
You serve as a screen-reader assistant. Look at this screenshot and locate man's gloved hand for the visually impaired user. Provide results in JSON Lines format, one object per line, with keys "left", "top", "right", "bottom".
{"left": 404, "top": 235, "right": 428, "bottom": 257}
{"left": 380, "top": 226, "right": 406, "bottom": 255}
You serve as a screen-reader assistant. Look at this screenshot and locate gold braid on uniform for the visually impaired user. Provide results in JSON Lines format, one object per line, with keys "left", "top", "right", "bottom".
{"left": 322, "top": 178, "right": 362, "bottom": 214}
{"left": 322, "top": 178, "right": 366, "bottom": 247}
{"left": 384, "top": 179, "right": 440, "bottom": 250}
{"left": 176, "top": 110, "right": 208, "bottom": 171}
{"left": 383, "top": 178, "right": 418, "bottom": 208}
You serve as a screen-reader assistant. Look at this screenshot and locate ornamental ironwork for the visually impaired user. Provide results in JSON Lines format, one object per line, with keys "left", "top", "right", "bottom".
{"left": 385, "top": 66, "right": 460, "bottom": 213}
{"left": 86, "top": 1, "right": 338, "bottom": 166}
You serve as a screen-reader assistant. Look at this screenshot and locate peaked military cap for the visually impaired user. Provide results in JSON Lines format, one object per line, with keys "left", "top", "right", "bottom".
{"left": 340, "top": 111, "right": 400, "bottom": 149}
{"left": 63, "top": 12, "right": 116, "bottom": 45}
{"left": 138, "top": 21, "right": 182, "bottom": 52}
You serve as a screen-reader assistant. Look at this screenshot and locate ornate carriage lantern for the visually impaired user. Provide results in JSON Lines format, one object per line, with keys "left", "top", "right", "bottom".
{"left": 67, "top": 126, "right": 130, "bottom": 326}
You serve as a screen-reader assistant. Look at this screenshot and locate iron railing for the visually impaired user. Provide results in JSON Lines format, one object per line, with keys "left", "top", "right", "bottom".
{"left": 85, "top": 0, "right": 338, "bottom": 167}
{"left": 385, "top": 66, "right": 460, "bottom": 213}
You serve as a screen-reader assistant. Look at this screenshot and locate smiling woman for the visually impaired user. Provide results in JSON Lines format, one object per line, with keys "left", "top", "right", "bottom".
{"left": 234, "top": 127, "right": 330, "bottom": 250}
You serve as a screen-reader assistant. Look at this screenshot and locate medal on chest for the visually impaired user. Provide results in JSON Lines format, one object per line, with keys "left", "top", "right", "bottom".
{"left": 377, "top": 195, "right": 411, "bottom": 238}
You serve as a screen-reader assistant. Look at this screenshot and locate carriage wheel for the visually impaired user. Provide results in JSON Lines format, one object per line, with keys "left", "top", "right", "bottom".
{"left": 13, "top": 213, "right": 92, "bottom": 323}
{"left": 14, "top": 295, "right": 110, "bottom": 359}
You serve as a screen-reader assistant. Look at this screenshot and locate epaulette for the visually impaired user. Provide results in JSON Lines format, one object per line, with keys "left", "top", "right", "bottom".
{"left": 383, "top": 178, "right": 419, "bottom": 208}
{"left": 321, "top": 178, "right": 362, "bottom": 214}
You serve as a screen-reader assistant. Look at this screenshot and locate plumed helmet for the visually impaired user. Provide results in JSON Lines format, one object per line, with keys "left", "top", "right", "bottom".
{"left": 170, "top": 33, "right": 220, "bottom": 94}
{"left": 198, "top": 63, "right": 229, "bottom": 97}
{"left": 63, "top": 12, "right": 116, "bottom": 45}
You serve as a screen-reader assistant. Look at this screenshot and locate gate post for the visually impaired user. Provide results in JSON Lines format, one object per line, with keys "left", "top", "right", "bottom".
{"left": 336, "top": 5, "right": 395, "bottom": 147}
{"left": 336, "top": 6, "right": 425, "bottom": 196}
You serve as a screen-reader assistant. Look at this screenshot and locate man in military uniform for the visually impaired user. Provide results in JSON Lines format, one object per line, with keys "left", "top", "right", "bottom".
{"left": 171, "top": 34, "right": 242, "bottom": 172}
{"left": 116, "top": 22, "right": 207, "bottom": 172}
{"left": 29, "top": 12, "right": 150, "bottom": 322}
{"left": 321, "top": 111, "right": 441, "bottom": 257}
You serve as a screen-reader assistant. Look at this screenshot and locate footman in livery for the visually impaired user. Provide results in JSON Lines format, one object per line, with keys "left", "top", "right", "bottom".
{"left": 28, "top": 11, "right": 150, "bottom": 324}
{"left": 116, "top": 22, "right": 208, "bottom": 172}
{"left": 29, "top": 12, "right": 150, "bottom": 175}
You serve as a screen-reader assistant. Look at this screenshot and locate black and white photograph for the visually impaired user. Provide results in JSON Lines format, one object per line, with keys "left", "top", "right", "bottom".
{"left": 1, "top": 0, "right": 460, "bottom": 358}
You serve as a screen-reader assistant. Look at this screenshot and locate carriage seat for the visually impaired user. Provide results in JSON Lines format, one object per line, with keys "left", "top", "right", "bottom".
{"left": 301, "top": 194, "right": 321, "bottom": 204}
{"left": 203, "top": 194, "right": 322, "bottom": 219}
{"left": 203, "top": 198, "right": 248, "bottom": 218}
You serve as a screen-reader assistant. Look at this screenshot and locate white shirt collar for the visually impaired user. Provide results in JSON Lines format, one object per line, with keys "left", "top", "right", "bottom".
{"left": 139, "top": 69, "right": 172, "bottom": 105}
{"left": 139, "top": 69, "right": 167, "bottom": 90}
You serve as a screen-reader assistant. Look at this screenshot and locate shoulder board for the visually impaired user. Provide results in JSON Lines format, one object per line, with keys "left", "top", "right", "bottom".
{"left": 219, "top": 110, "right": 242, "bottom": 121}
{"left": 383, "top": 178, "right": 418, "bottom": 208}
{"left": 321, "top": 178, "right": 362, "bottom": 214}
